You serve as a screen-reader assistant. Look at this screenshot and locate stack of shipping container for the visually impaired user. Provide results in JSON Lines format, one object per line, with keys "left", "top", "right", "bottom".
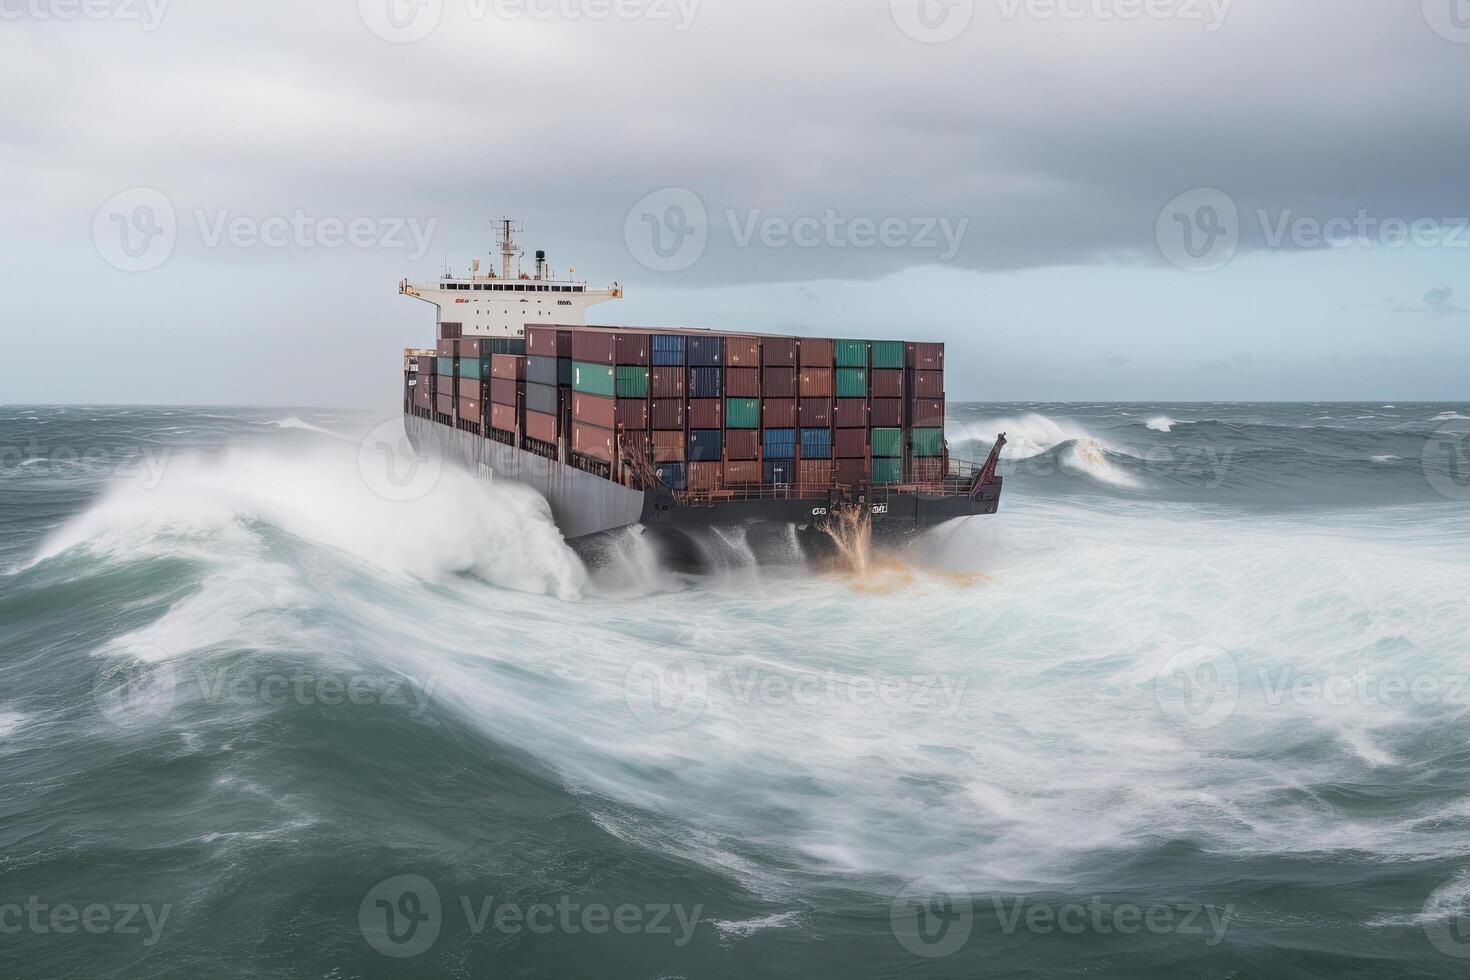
{"left": 405, "top": 323, "right": 948, "bottom": 494}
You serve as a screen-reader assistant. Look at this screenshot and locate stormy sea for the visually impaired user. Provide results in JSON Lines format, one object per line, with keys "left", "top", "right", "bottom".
{"left": 2, "top": 402, "right": 1469, "bottom": 979}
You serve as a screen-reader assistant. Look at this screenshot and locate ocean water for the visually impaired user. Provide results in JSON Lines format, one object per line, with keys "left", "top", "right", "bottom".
{"left": 2, "top": 402, "right": 1469, "bottom": 978}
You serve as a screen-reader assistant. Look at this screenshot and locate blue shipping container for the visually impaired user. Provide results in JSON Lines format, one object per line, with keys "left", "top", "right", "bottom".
{"left": 800, "top": 428, "right": 833, "bottom": 459}
{"left": 526, "top": 355, "right": 558, "bottom": 387}
{"left": 689, "top": 367, "right": 723, "bottom": 399}
{"left": 763, "top": 428, "right": 796, "bottom": 459}
{"left": 687, "top": 335, "right": 725, "bottom": 366}
{"left": 651, "top": 335, "right": 686, "bottom": 365}
{"left": 764, "top": 460, "right": 796, "bottom": 484}
{"left": 655, "top": 462, "right": 686, "bottom": 490}
{"left": 688, "top": 429, "right": 723, "bottom": 462}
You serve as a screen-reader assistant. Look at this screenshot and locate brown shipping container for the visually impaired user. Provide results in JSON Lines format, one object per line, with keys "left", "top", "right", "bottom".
{"left": 438, "top": 322, "right": 463, "bottom": 340}
{"left": 437, "top": 338, "right": 456, "bottom": 358}
{"left": 489, "top": 402, "right": 517, "bottom": 433}
{"left": 799, "top": 338, "right": 835, "bottom": 366}
{"left": 913, "top": 370, "right": 945, "bottom": 399}
{"left": 835, "top": 459, "right": 871, "bottom": 484}
{"left": 490, "top": 378, "right": 519, "bottom": 406}
{"left": 763, "top": 367, "right": 797, "bottom": 398}
{"left": 572, "top": 330, "right": 616, "bottom": 365}
{"left": 623, "top": 430, "right": 651, "bottom": 461}
{"left": 615, "top": 398, "right": 649, "bottom": 430}
{"left": 908, "top": 342, "right": 945, "bottom": 370}
{"left": 761, "top": 337, "right": 797, "bottom": 366}
{"left": 526, "top": 326, "right": 569, "bottom": 358}
{"left": 870, "top": 398, "right": 903, "bottom": 428}
{"left": 911, "top": 399, "right": 945, "bottom": 428}
{"left": 436, "top": 393, "right": 454, "bottom": 416}
{"left": 615, "top": 332, "right": 650, "bottom": 365}
{"left": 572, "top": 393, "right": 616, "bottom": 430}
{"left": 458, "top": 338, "right": 486, "bottom": 358}
{"left": 725, "top": 367, "right": 760, "bottom": 398}
{"left": 652, "top": 431, "right": 686, "bottom": 462}
{"left": 799, "top": 398, "right": 833, "bottom": 427}
{"left": 651, "top": 367, "right": 687, "bottom": 399}
{"left": 524, "top": 410, "right": 558, "bottom": 444}
{"left": 762, "top": 399, "right": 796, "bottom": 428}
{"left": 414, "top": 386, "right": 432, "bottom": 409}
{"left": 725, "top": 460, "right": 761, "bottom": 484}
{"left": 835, "top": 399, "right": 868, "bottom": 428}
{"left": 912, "top": 458, "right": 945, "bottom": 484}
{"left": 725, "top": 429, "right": 759, "bottom": 460}
{"left": 415, "top": 355, "right": 436, "bottom": 374}
{"left": 651, "top": 398, "right": 685, "bottom": 430}
{"left": 799, "top": 368, "right": 834, "bottom": 397}
{"left": 835, "top": 428, "right": 868, "bottom": 458}
{"left": 726, "top": 336, "right": 760, "bottom": 367}
{"left": 572, "top": 422, "right": 614, "bottom": 462}
{"left": 871, "top": 369, "right": 904, "bottom": 398}
{"left": 457, "top": 394, "right": 482, "bottom": 422}
{"left": 491, "top": 354, "right": 525, "bottom": 380}
{"left": 798, "top": 460, "right": 833, "bottom": 486}
{"left": 687, "top": 461, "right": 724, "bottom": 491}
{"left": 688, "top": 399, "right": 723, "bottom": 429}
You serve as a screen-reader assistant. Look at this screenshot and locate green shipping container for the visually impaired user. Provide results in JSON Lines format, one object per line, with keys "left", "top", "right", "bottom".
{"left": 835, "top": 368, "right": 868, "bottom": 398}
{"left": 872, "top": 457, "right": 903, "bottom": 484}
{"left": 615, "top": 366, "right": 649, "bottom": 398}
{"left": 835, "top": 340, "right": 869, "bottom": 367}
{"left": 458, "top": 357, "right": 489, "bottom": 381}
{"left": 572, "top": 362, "right": 615, "bottom": 397}
{"left": 436, "top": 357, "right": 455, "bottom": 376}
{"left": 726, "top": 398, "right": 759, "bottom": 429}
{"left": 870, "top": 340, "right": 905, "bottom": 369}
{"left": 911, "top": 427, "right": 944, "bottom": 457}
{"left": 871, "top": 427, "right": 903, "bottom": 458}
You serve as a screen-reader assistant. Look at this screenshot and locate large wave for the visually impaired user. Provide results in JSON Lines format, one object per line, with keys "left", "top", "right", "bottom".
{"left": 949, "top": 412, "right": 1141, "bottom": 489}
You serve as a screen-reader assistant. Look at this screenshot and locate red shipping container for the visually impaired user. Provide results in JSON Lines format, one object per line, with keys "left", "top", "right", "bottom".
{"left": 414, "top": 386, "right": 432, "bottom": 408}
{"left": 490, "top": 378, "right": 519, "bottom": 406}
{"left": 687, "top": 461, "right": 724, "bottom": 491}
{"left": 761, "top": 337, "right": 797, "bottom": 366}
{"left": 615, "top": 398, "right": 649, "bottom": 430}
{"left": 415, "top": 355, "right": 436, "bottom": 374}
{"left": 572, "top": 422, "right": 614, "bottom": 462}
{"left": 911, "top": 458, "right": 945, "bottom": 484}
{"left": 799, "top": 338, "right": 834, "bottom": 366}
{"left": 871, "top": 369, "right": 904, "bottom": 398}
{"left": 907, "top": 342, "right": 944, "bottom": 370}
{"left": 437, "top": 338, "right": 456, "bottom": 357}
{"left": 799, "top": 398, "right": 832, "bottom": 426}
{"left": 725, "top": 367, "right": 760, "bottom": 398}
{"left": 835, "top": 399, "right": 868, "bottom": 428}
{"left": 623, "top": 430, "right": 651, "bottom": 460}
{"left": 491, "top": 354, "right": 525, "bottom": 380}
{"left": 725, "top": 429, "right": 759, "bottom": 460}
{"left": 835, "top": 428, "right": 868, "bottom": 458}
{"left": 798, "top": 460, "right": 833, "bottom": 486}
{"left": 652, "top": 431, "right": 686, "bottom": 462}
{"left": 524, "top": 410, "right": 558, "bottom": 444}
{"left": 762, "top": 399, "right": 796, "bottom": 427}
{"left": 457, "top": 394, "right": 482, "bottom": 422}
{"left": 615, "top": 332, "right": 650, "bottom": 365}
{"left": 763, "top": 367, "right": 797, "bottom": 397}
{"left": 725, "top": 460, "right": 761, "bottom": 484}
{"left": 726, "top": 336, "right": 760, "bottom": 367}
{"left": 651, "top": 367, "right": 686, "bottom": 398}
{"left": 688, "top": 399, "right": 723, "bottom": 429}
{"left": 799, "top": 368, "right": 833, "bottom": 397}
{"left": 870, "top": 398, "right": 903, "bottom": 427}
{"left": 911, "top": 399, "right": 945, "bottom": 428}
{"left": 913, "top": 370, "right": 945, "bottom": 398}
{"left": 651, "top": 399, "right": 685, "bottom": 430}
{"left": 458, "top": 337, "right": 487, "bottom": 358}
{"left": 526, "top": 326, "right": 569, "bottom": 358}
{"left": 571, "top": 329, "right": 617, "bottom": 365}
{"left": 436, "top": 393, "right": 454, "bottom": 416}
{"left": 572, "top": 393, "right": 616, "bottom": 430}
{"left": 835, "top": 459, "right": 871, "bottom": 484}
{"left": 489, "top": 402, "right": 517, "bottom": 432}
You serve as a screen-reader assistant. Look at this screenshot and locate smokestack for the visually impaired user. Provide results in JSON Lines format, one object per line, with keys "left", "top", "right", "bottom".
{"left": 535, "top": 249, "right": 546, "bottom": 280}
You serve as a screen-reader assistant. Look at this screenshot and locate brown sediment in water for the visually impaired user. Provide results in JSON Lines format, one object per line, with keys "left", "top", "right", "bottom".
{"left": 819, "top": 509, "right": 994, "bottom": 593}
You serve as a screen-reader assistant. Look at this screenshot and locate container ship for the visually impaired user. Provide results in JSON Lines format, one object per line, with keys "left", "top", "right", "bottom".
{"left": 400, "top": 221, "right": 1005, "bottom": 554}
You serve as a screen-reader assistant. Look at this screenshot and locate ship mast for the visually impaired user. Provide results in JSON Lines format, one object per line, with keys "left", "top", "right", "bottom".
{"left": 496, "top": 218, "right": 522, "bottom": 280}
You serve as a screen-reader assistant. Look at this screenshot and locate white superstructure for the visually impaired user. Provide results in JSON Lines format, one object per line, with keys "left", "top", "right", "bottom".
{"left": 399, "top": 219, "right": 622, "bottom": 337}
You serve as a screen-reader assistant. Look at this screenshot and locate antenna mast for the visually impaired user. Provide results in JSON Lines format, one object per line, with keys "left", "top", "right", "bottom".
{"left": 496, "top": 218, "right": 522, "bottom": 280}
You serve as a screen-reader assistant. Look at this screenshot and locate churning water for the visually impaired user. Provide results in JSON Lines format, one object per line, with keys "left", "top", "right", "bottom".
{"left": 2, "top": 403, "right": 1469, "bottom": 978}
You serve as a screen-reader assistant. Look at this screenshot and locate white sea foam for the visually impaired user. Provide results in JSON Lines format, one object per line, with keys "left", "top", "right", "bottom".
{"left": 0, "top": 710, "right": 30, "bottom": 738}
{"left": 1371, "top": 455, "right": 1400, "bottom": 464}
{"left": 1146, "top": 416, "right": 1177, "bottom": 433}
{"left": 259, "top": 416, "right": 340, "bottom": 437}
{"left": 949, "top": 413, "right": 1139, "bottom": 488}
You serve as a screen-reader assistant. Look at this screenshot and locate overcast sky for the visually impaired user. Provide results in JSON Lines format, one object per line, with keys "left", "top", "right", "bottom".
{"left": 2, "top": 0, "right": 1467, "bottom": 405}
